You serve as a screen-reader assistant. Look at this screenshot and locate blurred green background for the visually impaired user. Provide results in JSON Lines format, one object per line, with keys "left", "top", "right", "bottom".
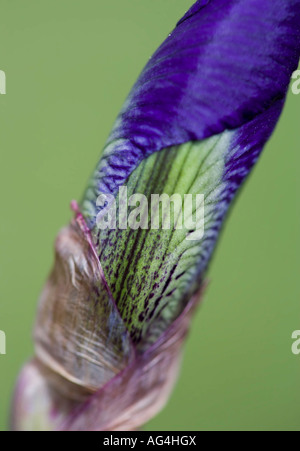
{"left": 0, "top": 0, "right": 299, "bottom": 431}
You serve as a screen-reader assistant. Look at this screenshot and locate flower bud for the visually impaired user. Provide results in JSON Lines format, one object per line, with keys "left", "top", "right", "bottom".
{"left": 12, "top": 0, "right": 300, "bottom": 430}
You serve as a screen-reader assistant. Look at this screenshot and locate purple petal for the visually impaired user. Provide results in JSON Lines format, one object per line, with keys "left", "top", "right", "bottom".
{"left": 224, "top": 98, "right": 285, "bottom": 202}
{"left": 177, "top": 0, "right": 212, "bottom": 26}
{"left": 82, "top": 0, "right": 300, "bottom": 210}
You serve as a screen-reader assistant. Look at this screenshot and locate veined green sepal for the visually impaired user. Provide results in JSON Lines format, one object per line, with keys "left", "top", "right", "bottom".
{"left": 91, "top": 131, "right": 233, "bottom": 348}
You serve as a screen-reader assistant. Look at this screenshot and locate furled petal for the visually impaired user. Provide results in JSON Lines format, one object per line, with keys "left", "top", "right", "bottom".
{"left": 88, "top": 100, "right": 284, "bottom": 349}
{"left": 82, "top": 0, "right": 300, "bottom": 214}
{"left": 79, "top": 1, "right": 300, "bottom": 348}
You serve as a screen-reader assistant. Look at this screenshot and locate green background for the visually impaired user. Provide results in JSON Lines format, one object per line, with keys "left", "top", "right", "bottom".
{"left": 0, "top": 0, "right": 299, "bottom": 431}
